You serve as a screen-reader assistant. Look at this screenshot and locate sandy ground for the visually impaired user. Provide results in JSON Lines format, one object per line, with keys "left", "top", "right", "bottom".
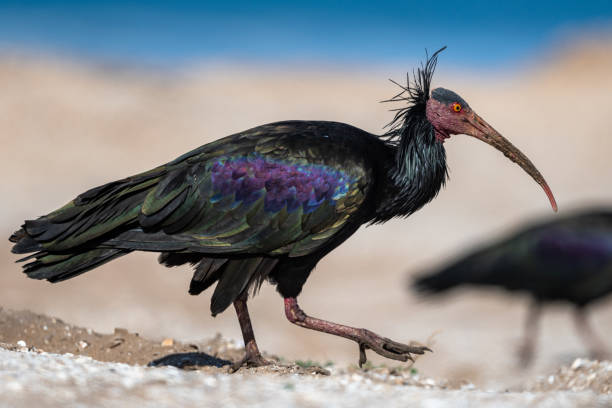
{"left": 3, "top": 349, "right": 609, "bottom": 408}
{"left": 1, "top": 37, "right": 612, "bottom": 396}
{"left": 1, "top": 308, "right": 610, "bottom": 407}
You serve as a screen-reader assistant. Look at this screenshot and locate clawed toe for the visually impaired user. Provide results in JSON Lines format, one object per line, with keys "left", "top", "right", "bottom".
{"left": 358, "top": 330, "right": 432, "bottom": 367}
{"left": 383, "top": 338, "right": 431, "bottom": 355}
{"left": 283, "top": 297, "right": 431, "bottom": 369}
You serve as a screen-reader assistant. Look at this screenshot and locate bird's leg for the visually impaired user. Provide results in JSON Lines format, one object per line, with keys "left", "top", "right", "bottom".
{"left": 573, "top": 308, "right": 609, "bottom": 360}
{"left": 231, "top": 291, "right": 270, "bottom": 371}
{"left": 284, "top": 297, "right": 430, "bottom": 367}
{"left": 518, "top": 300, "right": 541, "bottom": 367}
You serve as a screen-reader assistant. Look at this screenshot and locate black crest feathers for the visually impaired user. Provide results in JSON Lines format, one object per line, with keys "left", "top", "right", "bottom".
{"left": 382, "top": 46, "right": 446, "bottom": 142}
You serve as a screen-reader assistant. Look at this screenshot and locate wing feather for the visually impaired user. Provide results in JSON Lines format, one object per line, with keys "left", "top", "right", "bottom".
{"left": 12, "top": 122, "right": 375, "bottom": 306}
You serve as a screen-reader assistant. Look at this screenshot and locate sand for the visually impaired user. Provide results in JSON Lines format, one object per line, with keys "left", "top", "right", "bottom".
{"left": 1, "top": 308, "right": 610, "bottom": 407}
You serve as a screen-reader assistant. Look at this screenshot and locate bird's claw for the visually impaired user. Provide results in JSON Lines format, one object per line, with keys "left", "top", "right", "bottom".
{"left": 359, "top": 343, "right": 368, "bottom": 367}
{"left": 230, "top": 352, "right": 271, "bottom": 373}
{"left": 357, "top": 329, "right": 431, "bottom": 368}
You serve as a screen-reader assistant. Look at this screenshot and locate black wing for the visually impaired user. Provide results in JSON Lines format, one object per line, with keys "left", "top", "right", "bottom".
{"left": 11, "top": 121, "right": 377, "bottom": 293}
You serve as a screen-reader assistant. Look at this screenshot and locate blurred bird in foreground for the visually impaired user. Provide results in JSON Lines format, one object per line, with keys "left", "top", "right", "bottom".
{"left": 10, "top": 48, "right": 557, "bottom": 369}
{"left": 413, "top": 208, "right": 612, "bottom": 366}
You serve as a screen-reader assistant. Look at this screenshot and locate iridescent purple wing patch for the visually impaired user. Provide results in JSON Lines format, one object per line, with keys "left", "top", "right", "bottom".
{"left": 536, "top": 229, "right": 612, "bottom": 266}
{"left": 209, "top": 154, "right": 354, "bottom": 213}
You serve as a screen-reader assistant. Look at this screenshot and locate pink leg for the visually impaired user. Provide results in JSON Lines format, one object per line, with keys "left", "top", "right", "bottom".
{"left": 518, "top": 301, "right": 541, "bottom": 367}
{"left": 284, "top": 297, "right": 430, "bottom": 367}
{"left": 231, "top": 291, "right": 270, "bottom": 371}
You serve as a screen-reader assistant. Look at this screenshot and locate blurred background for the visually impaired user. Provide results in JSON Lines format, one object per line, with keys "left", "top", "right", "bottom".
{"left": 1, "top": 0, "right": 611, "bottom": 389}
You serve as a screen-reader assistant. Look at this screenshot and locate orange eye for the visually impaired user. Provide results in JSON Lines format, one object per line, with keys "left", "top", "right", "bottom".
{"left": 452, "top": 103, "right": 462, "bottom": 112}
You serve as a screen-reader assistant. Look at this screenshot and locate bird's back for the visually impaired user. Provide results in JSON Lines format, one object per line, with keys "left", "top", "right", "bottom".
{"left": 413, "top": 209, "right": 612, "bottom": 306}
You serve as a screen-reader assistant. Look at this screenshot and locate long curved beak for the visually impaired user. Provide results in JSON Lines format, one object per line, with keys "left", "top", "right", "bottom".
{"left": 467, "top": 112, "right": 558, "bottom": 212}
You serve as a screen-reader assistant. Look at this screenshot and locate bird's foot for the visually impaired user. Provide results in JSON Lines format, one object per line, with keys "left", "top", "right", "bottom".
{"left": 284, "top": 297, "right": 431, "bottom": 368}
{"left": 230, "top": 353, "right": 270, "bottom": 372}
{"left": 230, "top": 341, "right": 271, "bottom": 372}
{"left": 356, "top": 329, "right": 431, "bottom": 368}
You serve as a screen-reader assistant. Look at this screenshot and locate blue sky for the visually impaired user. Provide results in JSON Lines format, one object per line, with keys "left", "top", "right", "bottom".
{"left": 0, "top": 1, "right": 610, "bottom": 69}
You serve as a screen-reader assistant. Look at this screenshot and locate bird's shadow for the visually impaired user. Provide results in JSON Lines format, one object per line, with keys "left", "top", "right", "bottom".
{"left": 148, "top": 352, "right": 232, "bottom": 369}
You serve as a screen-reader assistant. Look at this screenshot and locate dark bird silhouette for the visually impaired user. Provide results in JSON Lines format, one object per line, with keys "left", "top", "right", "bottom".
{"left": 413, "top": 208, "right": 612, "bottom": 365}
{"left": 9, "top": 48, "right": 557, "bottom": 369}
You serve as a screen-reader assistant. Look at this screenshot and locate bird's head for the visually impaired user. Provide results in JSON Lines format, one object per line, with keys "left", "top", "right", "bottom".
{"left": 425, "top": 87, "right": 557, "bottom": 212}
{"left": 383, "top": 47, "right": 557, "bottom": 212}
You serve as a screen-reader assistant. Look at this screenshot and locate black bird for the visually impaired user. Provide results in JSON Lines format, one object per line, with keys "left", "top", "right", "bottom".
{"left": 10, "top": 48, "right": 557, "bottom": 369}
{"left": 413, "top": 208, "right": 612, "bottom": 365}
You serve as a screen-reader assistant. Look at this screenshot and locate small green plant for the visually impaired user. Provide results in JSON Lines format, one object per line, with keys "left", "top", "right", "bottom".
{"left": 295, "top": 360, "right": 319, "bottom": 368}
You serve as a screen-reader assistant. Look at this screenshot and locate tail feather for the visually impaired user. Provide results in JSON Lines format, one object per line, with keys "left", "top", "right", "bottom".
{"left": 13, "top": 170, "right": 164, "bottom": 254}
{"left": 9, "top": 170, "right": 164, "bottom": 283}
{"left": 10, "top": 228, "right": 42, "bottom": 253}
{"left": 23, "top": 248, "right": 131, "bottom": 283}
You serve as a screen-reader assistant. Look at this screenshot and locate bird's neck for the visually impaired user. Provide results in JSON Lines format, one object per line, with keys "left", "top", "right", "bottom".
{"left": 373, "top": 114, "right": 448, "bottom": 223}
